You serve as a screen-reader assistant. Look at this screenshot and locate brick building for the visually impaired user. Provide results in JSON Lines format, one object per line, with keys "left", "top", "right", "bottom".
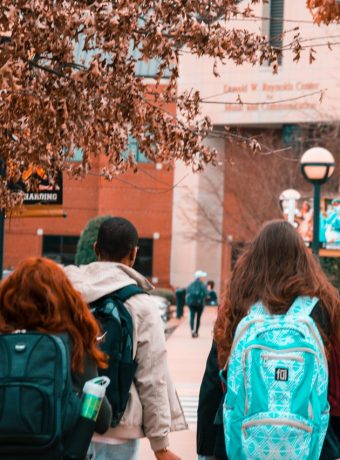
{"left": 4, "top": 158, "right": 174, "bottom": 287}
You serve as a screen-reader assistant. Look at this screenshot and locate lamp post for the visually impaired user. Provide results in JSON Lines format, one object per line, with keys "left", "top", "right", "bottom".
{"left": 300, "top": 147, "right": 335, "bottom": 256}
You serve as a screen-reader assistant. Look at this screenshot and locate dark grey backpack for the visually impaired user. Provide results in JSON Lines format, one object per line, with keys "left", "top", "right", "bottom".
{"left": 0, "top": 332, "right": 82, "bottom": 460}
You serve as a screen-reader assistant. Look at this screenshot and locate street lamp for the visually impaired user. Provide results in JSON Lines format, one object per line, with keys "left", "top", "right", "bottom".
{"left": 300, "top": 147, "right": 335, "bottom": 255}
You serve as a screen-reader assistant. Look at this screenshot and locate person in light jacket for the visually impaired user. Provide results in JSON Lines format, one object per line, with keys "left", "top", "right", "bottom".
{"left": 66, "top": 217, "right": 187, "bottom": 460}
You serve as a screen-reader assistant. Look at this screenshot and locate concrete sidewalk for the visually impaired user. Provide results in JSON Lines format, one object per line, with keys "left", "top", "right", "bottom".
{"left": 140, "top": 306, "right": 218, "bottom": 460}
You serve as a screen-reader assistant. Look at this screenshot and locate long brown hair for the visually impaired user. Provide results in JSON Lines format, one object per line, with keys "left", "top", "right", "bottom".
{"left": 214, "top": 220, "right": 340, "bottom": 368}
{"left": 0, "top": 257, "right": 107, "bottom": 373}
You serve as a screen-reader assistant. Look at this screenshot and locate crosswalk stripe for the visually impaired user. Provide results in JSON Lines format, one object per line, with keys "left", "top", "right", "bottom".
{"left": 179, "top": 394, "right": 199, "bottom": 424}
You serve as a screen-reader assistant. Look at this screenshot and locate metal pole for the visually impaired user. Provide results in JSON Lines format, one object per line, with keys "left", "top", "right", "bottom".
{"left": 312, "top": 182, "right": 321, "bottom": 256}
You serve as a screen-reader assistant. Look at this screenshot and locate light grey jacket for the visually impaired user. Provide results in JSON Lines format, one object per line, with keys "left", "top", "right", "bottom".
{"left": 65, "top": 262, "right": 187, "bottom": 452}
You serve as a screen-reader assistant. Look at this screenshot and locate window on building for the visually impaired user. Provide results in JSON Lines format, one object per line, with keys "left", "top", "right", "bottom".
{"left": 269, "top": 0, "right": 284, "bottom": 64}
{"left": 74, "top": 33, "right": 171, "bottom": 80}
{"left": 70, "top": 147, "right": 83, "bottom": 162}
{"left": 282, "top": 124, "right": 302, "bottom": 149}
{"left": 133, "top": 47, "right": 171, "bottom": 79}
{"left": 123, "top": 136, "right": 150, "bottom": 163}
{"left": 283, "top": 123, "right": 336, "bottom": 155}
{"left": 134, "top": 238, "right": 153, "bottom": 278}
{"left": 43, "top": 235, "right": 79, "bottom": 266}
{"left": 68, "top": 137, "right": 149, "bottom": 163}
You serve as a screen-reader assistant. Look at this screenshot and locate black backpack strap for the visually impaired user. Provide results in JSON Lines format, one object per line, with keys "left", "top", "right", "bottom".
{"left": 310, "top": 300, "right": 331, "bottom": 336}
{"left": 112, "top": 284, "right": 147, "bottom": 303}
{"left": 90, "top": 284, "right": 146, "bottom": 428}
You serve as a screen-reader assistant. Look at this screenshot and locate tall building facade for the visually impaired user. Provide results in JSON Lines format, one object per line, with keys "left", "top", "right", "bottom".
{"left": 171, "top": 0, "right": 340, "bottom": 292}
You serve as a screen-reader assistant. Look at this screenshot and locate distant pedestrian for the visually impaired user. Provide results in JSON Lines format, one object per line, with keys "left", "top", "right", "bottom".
{"left": 66, "top": 217, "right": 186, "bottom": 460}
{"left": 197, "top": 220, "right": 340, "bottom": 460}
{"left": 206, "top": 280, "right": 218, "bottom": 306}
{"left": 186, "top": 270, "right": 208, "bottom": 338}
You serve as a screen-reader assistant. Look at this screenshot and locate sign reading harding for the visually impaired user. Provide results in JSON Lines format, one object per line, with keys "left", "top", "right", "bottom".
{"left": 10, "top": 166, "right": 62, "bottom": 206}
{"left": 24, "top": 191, "right": 61, "bottom": 204}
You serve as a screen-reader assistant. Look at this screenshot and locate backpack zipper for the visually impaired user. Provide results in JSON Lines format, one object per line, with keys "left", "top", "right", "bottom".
{"left": 242, "top": 345, "right": 319, "bottom": 414}
{"left": 242, "top": 418, "right": 312, "bottom": 438}
{"left": 262, "top": 354, "right": 304, "bottom": 363}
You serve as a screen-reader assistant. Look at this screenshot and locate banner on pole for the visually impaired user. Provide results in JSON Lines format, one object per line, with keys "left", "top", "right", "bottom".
{"left": 281, "top": 195, "right": 340, "bottom": 250}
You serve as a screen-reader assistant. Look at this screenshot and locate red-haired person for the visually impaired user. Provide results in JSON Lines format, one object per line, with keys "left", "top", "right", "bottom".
{"left": 0, "top": 257, "right": 112, "bottom": 436}
{"left": 197, "top": 220, "right": 340, "bottom": 460}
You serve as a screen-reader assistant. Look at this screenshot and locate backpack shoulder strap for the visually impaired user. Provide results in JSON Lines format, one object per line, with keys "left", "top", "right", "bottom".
{"left": 113, "top": 284, "right": 146, "bottom": 303}
{"left": 90, "top": 285, "right": 146, "bottom": 318}
{"left": 287, "top": 296, "right": 319, "bottom": 317}
{"left": 248, "top": 300, "right": 268, "bottom": 316}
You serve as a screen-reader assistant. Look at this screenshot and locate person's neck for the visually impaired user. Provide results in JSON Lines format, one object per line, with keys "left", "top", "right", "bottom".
{"left": 98, "top": 257, "right": 132, "bottom": 267}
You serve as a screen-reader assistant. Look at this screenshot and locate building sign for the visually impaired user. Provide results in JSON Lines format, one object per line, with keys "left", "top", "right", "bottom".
{"left": 179, "top": 50, "right": 340, "bottom": 125}
{"left": 282, "top": 196, "right": 340, "bottom": 250}
{"left": 223, "top": 80, "right": 321, "bottom": 114}
{"left": 9, "top": 166, "right": 63, "bottom": 206}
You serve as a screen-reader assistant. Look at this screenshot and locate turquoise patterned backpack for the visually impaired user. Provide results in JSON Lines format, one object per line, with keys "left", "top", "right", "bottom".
{"left": 221, "top": 296, "right": 329, "bottom": 460}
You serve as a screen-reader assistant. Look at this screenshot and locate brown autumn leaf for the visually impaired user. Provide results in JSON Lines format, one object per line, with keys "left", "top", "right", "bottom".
{"left": 307, "top": 0, "right": 340, "bottom": 24}
{"left": 0, "top": 0, "right": 310, "bottom": 210}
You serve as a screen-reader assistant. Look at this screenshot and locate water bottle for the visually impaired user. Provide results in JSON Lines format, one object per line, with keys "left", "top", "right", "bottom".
{"left": 64, "top": 376, "right": 110, "bottom": 460}
{"left": 81, "top": 376, "right": 110, "bottom": 421}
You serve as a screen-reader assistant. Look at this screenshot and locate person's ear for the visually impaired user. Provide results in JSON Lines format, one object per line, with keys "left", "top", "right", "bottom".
{"left": 129, "top": 246, "right": 138, "bottom": 267}
{"left": 93, "top": 242, "right": 100, "bottom": 260}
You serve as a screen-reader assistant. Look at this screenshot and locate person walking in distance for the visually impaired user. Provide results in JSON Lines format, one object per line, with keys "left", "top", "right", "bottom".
{"left": 206, "top": 280, "right": 218, "bottom": 306}
{"left": 66, "top": 217, "right": 186, "bottom": 460}
{"left": 186, "top": 271, "right": 208, "bottom": 338}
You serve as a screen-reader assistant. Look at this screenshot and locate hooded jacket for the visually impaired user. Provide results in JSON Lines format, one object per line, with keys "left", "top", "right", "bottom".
{"left": 65, "top": 262, "right": 187, "bottom": 452}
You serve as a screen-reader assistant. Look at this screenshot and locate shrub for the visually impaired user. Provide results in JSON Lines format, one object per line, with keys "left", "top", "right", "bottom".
{"left": 75, "top": 215, "right": 111, "bottom": 265}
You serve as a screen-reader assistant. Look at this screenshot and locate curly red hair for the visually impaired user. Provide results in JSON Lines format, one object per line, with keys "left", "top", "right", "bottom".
{"left": 0, "top": 257, "right": 107, "bottom": 373}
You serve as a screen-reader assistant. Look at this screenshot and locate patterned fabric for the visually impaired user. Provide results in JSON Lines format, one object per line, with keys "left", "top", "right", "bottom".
{"left": 221, "top": 296, "right": 329, "bottom": 460}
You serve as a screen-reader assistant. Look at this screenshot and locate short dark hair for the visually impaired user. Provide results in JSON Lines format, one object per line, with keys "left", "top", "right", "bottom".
{"left": 207, "top": 280, "right": 215, "bottom": 289}
{"left": 96, "top": 217, "right": 138, "bottom": 261}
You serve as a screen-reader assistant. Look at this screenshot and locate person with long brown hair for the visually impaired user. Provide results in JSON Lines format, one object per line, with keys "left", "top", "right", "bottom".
{"left": 0, "top": 257, "right": 112, "bottom": 435}
{"left": 197, "top": 220, "right": 340, "bottom": 460}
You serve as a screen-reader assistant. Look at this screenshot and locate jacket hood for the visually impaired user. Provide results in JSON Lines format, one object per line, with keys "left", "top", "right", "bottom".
{"left": 64, "top": 262, "right": 153, "bottom": 304}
